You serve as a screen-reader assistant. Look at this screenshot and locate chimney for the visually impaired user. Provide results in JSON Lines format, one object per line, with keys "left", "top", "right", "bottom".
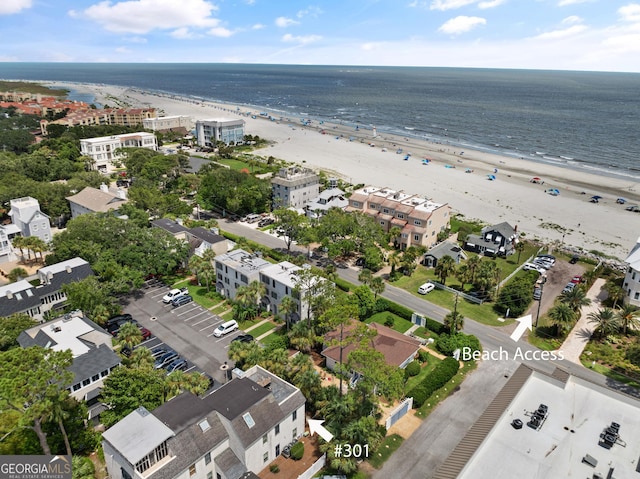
{"left": 99, "top": 183, "right": 109, "bottom": 193}
{"left": 514, "top": 224, "right": 518, "bottom": 232}
{"left": 7, "top": 291, "right": 13, "bottom": 299}
{"left": 66, "top": 265, "right": 72, "bottom": 273}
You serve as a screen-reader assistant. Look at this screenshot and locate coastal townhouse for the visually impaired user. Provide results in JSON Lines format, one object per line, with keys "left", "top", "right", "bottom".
{"left": 195, "top": 118, "right": 245, "bottom": 147}
{"left": 346, "top": 186, "right": 451, "bottom": 250}
{"left": 17, "top": 309, "right": 120, "bottom": 420}
{"left": 258, "top": 262, "right": 325, "bottom": 324}
{"left": 8, "top": 196, "right": 52, "bottom": 243}
{"left": 304, "top": 187, "right": 348, "bottom": 220}
{"left": 151, "top": 218, "right": 229, "bottom": 258}
{"left": 0, "top": 257, "right": 94, "bottom": 321}
{"left": 215, "top": 249, "right": 271, "bottom": 301}
{"left": 623, "top": 236, "right": 640, "bottom": 307}
{"left": 40, "top": 107, "right": 157, "bottom": 135}
{"left": 271, "top": 167, "right": 321, "bottom": 210}
{"left": 0, "top": 223, "right": 21, "bottom": 263}
{"left": 79, "top": 132, "right": 158, "bottom": 172}
{"left": 102, "top": 365, "right": 306, "bottom": 479}
{"left": 464, "top": 222, "right": 518, "bottom": 257}
{"left": 66, "top": 185, "right": 129, "bottom": 218}
{"left": 0, "top": 92, "right": 90, "bottom": 118}
{"left": 143, "top": 115, "right": 193, "bottom": 133}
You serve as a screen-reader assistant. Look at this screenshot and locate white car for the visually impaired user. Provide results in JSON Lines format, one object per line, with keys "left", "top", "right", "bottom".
{"left": 523, "top": 263, "right": 545, "bottom": 274}
{"left": 162, "top": 288, "right": 187, "bottom": 303}
{"left": 418, "top": 282, "right": 435, "bottom": 294}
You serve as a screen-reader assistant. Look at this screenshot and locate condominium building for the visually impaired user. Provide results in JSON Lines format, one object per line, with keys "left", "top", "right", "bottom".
{"left": 143, "top": 115, "right": 193, "bottom": 132}
{"left": 40, "top": 107, "right": 156, "bottom": 135}
{"left": 80, "top": 132, "right": 158, "bottom": 172}
{"left": 346, "top": 186, "right": 451, "bottom": 250}
{"left": 195, "top": 118, "right": 245, "bottom": 147}
{"left": 624, "top": 236, "right": 640, "bottom": 307}
{"left": 102, "top": 365, "right": 305, "bottom": 479}
{"left": 8, "top": 196, "right": 52, "bottom": 243}
{"left": 214, "top": 249, "right": 271, "bottom": 300}
{"left": 271, "top": 167, "right": 321, "bottom": 209}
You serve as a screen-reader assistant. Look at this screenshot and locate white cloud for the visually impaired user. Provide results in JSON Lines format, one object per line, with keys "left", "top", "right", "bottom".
{"left": 281, "top": 33, "right": 322, "bottom": 44}
{"left": 619, "top": 3, "right": 640, "bottom": 22}
{"left": 275, "top": 16, "right": 299, "bottom": 28}
{"left": 252, "top": 23, "right": 265, "bottom": 30}
{"left": 478, "top": 0, "right": 506, "bottom": 8}
{"left": 558, "top": 0, "right": 591, "bottom": 6}
{"left": 73, "top": 0, "right": 220, "bottom": 34}
{"left": 562, "top": 15, "right": 583, "bottom": 25}
{"left": 430, "top": 0, "right": 477, "bottom": 11}
{"left": 0, "top": 0, "right": 32, "bottom": 15}
{"left": 126, "top": 36, "right": 148, "bottom": 43}
{"left": 438, "top": 16, "right": 486, "bottom": 34}
{"left": 297, "top": 6, "right": 322, "bottom": 18}
{"left": 534, "top": 24, "right": 587, "bottom": 39}
{"left": 171, "top": 27, "right": 199, "bottom": 39}
{"left": 208, "top": 26, "right": 233, "bottom": 37}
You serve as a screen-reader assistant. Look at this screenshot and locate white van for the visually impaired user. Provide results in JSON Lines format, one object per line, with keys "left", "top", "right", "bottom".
{"left": 213, "top": 320, "right": 239, "bottom": 337}
{"left": 418, "top": 282, "right": 435, "bottom": 294}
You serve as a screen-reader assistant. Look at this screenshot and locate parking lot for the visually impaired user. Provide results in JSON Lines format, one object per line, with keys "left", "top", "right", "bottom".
{"left": 118, "top": 278, "right": 246, "bottom": 381}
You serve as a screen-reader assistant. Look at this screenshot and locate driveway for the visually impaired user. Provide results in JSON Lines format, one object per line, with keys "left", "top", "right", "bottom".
{"left": 118, "top": 278, "right": 248, "bottom": 381}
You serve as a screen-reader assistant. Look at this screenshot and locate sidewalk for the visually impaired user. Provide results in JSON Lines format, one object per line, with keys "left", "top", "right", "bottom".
{"left": 558, "top": 278, "right": 608, "bottom": 364}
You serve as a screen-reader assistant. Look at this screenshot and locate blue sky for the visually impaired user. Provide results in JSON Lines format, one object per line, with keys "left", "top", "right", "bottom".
{"left": 1, "top": 0, "right": 640, "bottom": 72}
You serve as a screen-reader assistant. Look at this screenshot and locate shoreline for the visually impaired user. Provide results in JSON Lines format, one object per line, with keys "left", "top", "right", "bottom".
{"left": 41, "top": 81, "right": 640, "bottom": 260}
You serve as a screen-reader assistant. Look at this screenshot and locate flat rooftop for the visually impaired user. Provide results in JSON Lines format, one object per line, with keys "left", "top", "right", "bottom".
{"left": 458, "top": 372, "right": 640, "bottom": 479}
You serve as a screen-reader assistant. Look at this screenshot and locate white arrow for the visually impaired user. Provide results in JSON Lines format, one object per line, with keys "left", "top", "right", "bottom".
{"left": 510, "top": 314, "right": 533, "bottom": 342}
{"left": 308, "top": 419, "right": 334, "bottom": 442}
{"left": 452, "top": 348, "right": 461, "bottom": 361}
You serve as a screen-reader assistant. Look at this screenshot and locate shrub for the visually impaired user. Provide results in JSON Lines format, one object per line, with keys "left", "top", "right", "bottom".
{"left": 435, "top": 333, "right": 481, "bottom": 357}
{"left": 290, "top": 441, "right": 304, "bottom": 460}
{"left": 335, "top": 277, "right": 354, "bottom": 292}
{"left": 417, "top": 350, "right": 430, "bottom": 363}
{"left": 404, "top": 360, "right": 421, "bottom": 378}
{"left": 384, "top": 315, "right": 395, "bottom": 327}
{"left": 269, "top": 464, "right": 280, "bottom": 473}
{"left": 410, "top": 357, "right": 460, "bottom": 408}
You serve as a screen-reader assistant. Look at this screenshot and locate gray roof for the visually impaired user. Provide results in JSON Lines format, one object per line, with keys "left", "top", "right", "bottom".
{"left": 151, "top": 218, "right": 189, "bottom": 235}
{"left": 425, "top": 241, "right": 466, "bottom": 260}
{"left": 103, "top": 407, "right": 174, "bottom": 465}
{"left": 0, "top": 280, "right": 41, "bottom": 316}
{"left": 66, "top": 187, "right": 128, "bottom": 213}
{"left": 190, "top": 227, "right": 226, "bottom": 245}
{"left": 481, "top": 222, "right": 517, "bottom": 240}
{"left": 214, "top": 448, "right": 247, "bottom": 479}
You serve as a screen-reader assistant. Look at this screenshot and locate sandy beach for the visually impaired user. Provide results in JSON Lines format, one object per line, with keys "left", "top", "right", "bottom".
{"left": 46, "top": 82, "right": 640, "bottom": 260}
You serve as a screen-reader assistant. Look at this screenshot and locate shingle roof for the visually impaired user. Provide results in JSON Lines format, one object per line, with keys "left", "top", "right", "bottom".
{"left": 66, "top": 187, "right": 128, "bottom": 213}
{"left": 190, "top": 227, "right": 226, "bottom": 245}
{"left": 425, "top": 241, "right": 466, "bottom": 260}
{"left": 151, "top": 218, "right": 189, "bottom": 235}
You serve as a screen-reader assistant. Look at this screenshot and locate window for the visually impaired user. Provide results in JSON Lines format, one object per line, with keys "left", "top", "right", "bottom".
{"left": 292, "top": 410, "right": 297, "bottom": 421}
{"left": 352, "top": 201, "right": 360, "bottom": 207}
{"left": 205, "top": 452, "right": 211, "bottom": 465}
{"left": 189, "top": 464, "right": 196, "bottom": 476}
{"left": 292, "top": 428, "right": 297, "bottom": 440}
{"left": 82, "top": 378, "right": 90, "bottom": 387}
{"left": 275, "top": 424, "right": 280, "bottom": 435}
{"left": 135, "top": 441, "right": 168, "bottom": 473}
{"left": 397, "top": 213, "right": 404, "bottom": 219}
{"left": 263, "top": 434, "right": 268, "bottom": 444}
{"left": 263, "top": 452, "right": 269, "bottom": 463}
{"left": 92, "top": 374, "right": 100, "bottom": 382}
{"left": 414, "top": 234, "right": 420, "bottom": 242}
{"left": 414, "top": 220, "right": 421, "bottom": 226}
{"left": 271, "top": 291, "right": 278, "bottom": 299}
{"left": 207, "top": 473, "right": 213, "bottom": 479}
{"left": 402, "top": 233, "right": 408, "bottom": 238}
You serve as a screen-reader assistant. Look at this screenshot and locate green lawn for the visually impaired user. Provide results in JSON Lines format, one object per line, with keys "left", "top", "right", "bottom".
{"left": 260, "top": 329, "right": 287, "bottom": 346}
{"left": 415, "top": 360, "right": 477, "bottom": 418}
{"left": 365, "top": 312, "right": 413, "bottom": 333}
{"left": 245, "top": 321, "right": 275, "bottom": 337}
{"left": 412, "top": 326, "right": 438, "bottom": 340}
{"left": 182, "top": 283, "right": 223, "bottom": 309}
{"left": 367, "top": 434, "right": 404, "bottom": 469}
{"left": 580, "top": 360, "right": 640, "bottom": 389}
{"left": 404, "top": 354, "right": 441, "bottom": 392}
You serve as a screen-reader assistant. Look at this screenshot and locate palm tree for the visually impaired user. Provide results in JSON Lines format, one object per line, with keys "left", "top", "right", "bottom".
{"left": 116, "top": 322, "right": 142, "bottom": 351}
{"left": 7, "top": 267, "right": 28, "bottom": 283}
{"left": 466, "top": 255, "right": 481, "bottom": 283}
{"left": 456, "top": 264, "right": 473, "bottom": 291}
{"left": 11, "top": 236, "right": 26, "bottom": 262}
{"left": 388, "top": 252, "right": 401, "bottom": 277}
{"left": 444, "top": 310, "right": 464, "bottom": 333}
{"left": 547, "top": 303, "right": 577, "bottom": 336}
{"left": 125, "top": 347, "right": 154, "bottom": 369}
{"left": 514, "top": 241, "right": 525, "bottom": 263}
{"left": 188, "top": 254, "right": 205, "bottom": 285}
{"left": 388, "top": 226, "right": 401, "bottom": 247}
{"left": 370, "top": 276, "right": 385, "bottom": 299}
{"left": 27, "top": 237, "right": 48, "bottom": 263}
{"left": 288, "top": 321, "right": 317, "bottom": 353}
{"left": 605, "top": 283, "right": 625, "bottom": 309}
{"left": 434, "top": 255, "right": 456, "bottom": 285}
{"left": 588, "top": 307, "right": 619, "bottom": 339}
{"left": 358, "top": 269, "right": 373, "bottom": 286}
{"left": 279, "top": 295, "right": 298, "bottom": 328}
{"left": 560, "top": 286, "right": 592, "bottom": 313}
{"left": 615, "top": 304, "right": 639, "bottom": 336}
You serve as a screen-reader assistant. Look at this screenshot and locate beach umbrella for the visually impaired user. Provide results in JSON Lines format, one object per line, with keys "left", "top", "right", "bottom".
{"left": 616, "top": 198, "right": 627, "bottom": 204}
{"left": 590, "top": 195, "right": 602, "bottom": 203}
{"left": 548, "top": 188, "right": 560, "bottom": 196}
{"left": 487, "top": 174, "right": 496, "bottom": 180}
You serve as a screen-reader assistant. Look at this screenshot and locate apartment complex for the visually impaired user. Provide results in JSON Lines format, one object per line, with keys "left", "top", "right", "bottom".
{"left": 624, "top": 236, "right": 640, "bottom": 307}
{"left": 80, "top": 132, "right": 158, "bottom": 172}
{"left": 271, "top": 167, "right": 321, "bottom": 209}
{"left": 214, "top": 250, "right": 271, "bottom": 301}
{"left": 40, "top": 107, "right": 157, "bottom": 135}
{"left": 0, "top": 257, "right": 94, "bottom": 320}
{"left": 143, "top": 115, "right": 192, "bottom": 132}
{"left": 102, "top": 365, "right": 305, "bottom": 479}
{"left": 346, "top": 186, "right": 451, "bottom": 249}
{"left": 8, "top": 196, "right": 52, "bottom": 243}
{"left": 195, "top": 118, "right": 245, "bottom": 147}
{"left": 17, "top": 309, "right": 120, "bottom": 404}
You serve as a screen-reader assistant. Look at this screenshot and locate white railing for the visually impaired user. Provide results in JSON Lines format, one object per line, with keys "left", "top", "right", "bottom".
{"left": 297, "top": 454, "right": 327, "bottom": 479}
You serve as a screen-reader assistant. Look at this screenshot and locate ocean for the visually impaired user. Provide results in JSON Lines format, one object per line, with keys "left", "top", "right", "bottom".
{"left": 1, "top": 63, "right": 639, "bottom": 180}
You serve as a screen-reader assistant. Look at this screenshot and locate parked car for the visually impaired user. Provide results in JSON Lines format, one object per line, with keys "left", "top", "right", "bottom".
{"left": 534, "top": 257, "right": 555, "bottom": 267}
{"left": 562, "top": 282, "right": 576, "bottom": 293}
{"left": 106, "top": 314, "right": 133, "bottom": 327}
{"left": 213, "top": 320, "right": 239, "bottom": 337}
{"left": 258, "top": 217, "right": 274, "bottom": 227}
{"left": 232, "top": 334, "right": 254, "bottom": 343}
{"left": 570, "top": 275, "right": 583, "bottom": 284}
{"left": 171, "top": 294, "right": 193, "bottom": 307}
{"left": 354, "top": 257, "right": 366, "bottom": 267}
{"left": 154, "top": 350, "right": 179, "bottom": 369}
{"left": 625, "top": 204, "right": 640, "bottom": 212}
{"left": 537, "top": 254, "right": 556, "bottom": 262}
{"left": 163, "top": 287, "right": 188, "bottom": 303}
{"left": 569, "top": 255, "right": 580, "bottom": 264}
{"left": 139, "top": 327, "right": 152, "bottom": 340}
{"left": 533, "top": 287, "right": 542, "bottom": 300}
{"left": 150, "top": 347, "right": 167, "bottom": 359}
{"left": 418, "top": 282, "right": 435, "bottom": 294}
{"left": 165, "top": 358, "right": 188, "bottom": 373}
{"left": 523, "top": 263, "right": 545, "bottom": 274}
{"left": 106, "top": 318, "right": 138, "bottom": 336}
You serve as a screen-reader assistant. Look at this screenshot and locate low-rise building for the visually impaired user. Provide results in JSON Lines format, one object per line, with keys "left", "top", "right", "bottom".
{"left": 8, "top": 196, "right": 52, "bottom": 243}
{"left": 151, "top": 219, "right": 229, "bottom": 258}
{"left": 258, "top": 262, "right": 309, "bottom": 323}
{"left": 102, "top": 365, "right": 305, "bottom": 479}
{"left": 623, "top": 236, "right": 640, "bottom": 307}
{"left": 195, "top": 118, "right": 245, "bottom": 147}
{"left": 0, "top": 223, "right": 21, "bottom": 263}
{"left": 271, "top": 167, "right": 320, "bottom": 210}
{"left": 80, "top": 132, "right": 158, "bottom": 172}
{"left": 464, "top": 222, "right": 518, "bottom": 257}
{"left": 304, "top": 187, "right": 348, "bottom": 219}
{"left": 422, "top": 241, "right": 467, "bottom": 268}
{"left": 17, "top": 310, "right": 120, "bottom": 407}
{"left": 215, "top": 249, "right": 271, "bottom": 300}
{"left": 143, "top": 115, "right": 193, "bottom": 132}
{"left": 0, "top": 257, "right": 94, "bottom": 320}
{"left": 346, "top": 186, "right": 451, "bottom": 250}
{"left": 66, "top": 185, "right": 128, "bottom": 218}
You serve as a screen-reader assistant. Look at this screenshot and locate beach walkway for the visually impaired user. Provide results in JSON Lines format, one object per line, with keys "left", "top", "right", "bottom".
{"left": 558, "top": 278, "right": 608, "bottom": 364}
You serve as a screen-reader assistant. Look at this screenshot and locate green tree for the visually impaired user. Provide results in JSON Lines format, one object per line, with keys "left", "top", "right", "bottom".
{"left": 71, "top": 456, "right": 95, "bottom": 479}
{"left": 605, "top": 282, "right": 626, "bottom": 309}
{"left": 358, "top": 268, "right": 373, "bottom": 286}
{"left": 279, "top": 295, "right": 299, "bottom": 328}
{"left": 62, "top": 276, "right": 117, "bottom": 322}
{"left": 444, "top": 310, "right": 465, "bottom": 333}
{"left": 514, "top": 241, "right": 525, "bottom": 263}
{"left": 560, "top": 286, "right": 592, "bottom": 313}
{"left": 434, "top": 255, "right": 456, "bottom": 285}
{"left": 7, "top": 267, "right": 27, "bottom": 283}
{"left": 615, "top": 304, "right": 640, "bottom": 336}
{"left": 588, "top": 307, "right": 619, "bottom": 339}
{"left": 273, "top": 208, "right": 309, "bottom": 252}
{"left": 124, "top": 347, "right": 154, "bottom": 369}
{"left": 351, "top": 285, "right": 376, "bottom": 320}
{"left": 547, "top": 303, "right": 577, "bottom": 336}
{"left": 116, "top": 322, "right": 143, "bottom": 351}
{"left": 0, "top": 314, "right": 37, "bottom": 351}
{"left": 370, "top": 276, "right": 386, "bottom": 299}
{"left": 288, "top": 321, "right": 318, "bottom": 353}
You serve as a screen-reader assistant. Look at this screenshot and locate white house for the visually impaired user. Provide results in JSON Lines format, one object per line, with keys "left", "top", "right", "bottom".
{"left": 143, "top": 115, "right": 192, "bottom": 132}
{"left": 0, "top": 223, "right": 21, "bottom": 263}
{"left": 195, "top": 118, "right": 245, "bottom": 147}
{"left": 80, "top": 132, "right": 158, "bottom": 172}
{"left": 271, "top": 167, "right": 320, "bottom": 210}
{"left": 102, "top": 365, "right": 305, "bottom": 479}
{"left": 624, "top": 236, "right": 640, "bottom": 307}
{"left": 214, "top": 249, "right": 271, "bottom": 300}
{"left": 8, "top": 196, "right": 52, "bottom": 243}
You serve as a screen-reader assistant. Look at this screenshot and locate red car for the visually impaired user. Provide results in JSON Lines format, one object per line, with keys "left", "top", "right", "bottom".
{"left": 570, "top": 275, "right": 583, "bottom": 284}
{"left": 139, "top": 327, "right": 152, "bottom": 340}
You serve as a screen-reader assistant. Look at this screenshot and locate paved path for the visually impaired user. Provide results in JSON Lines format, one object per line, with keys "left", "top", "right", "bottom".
{"left": 559, "top": 278, "right": 608, "bottom": 364}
